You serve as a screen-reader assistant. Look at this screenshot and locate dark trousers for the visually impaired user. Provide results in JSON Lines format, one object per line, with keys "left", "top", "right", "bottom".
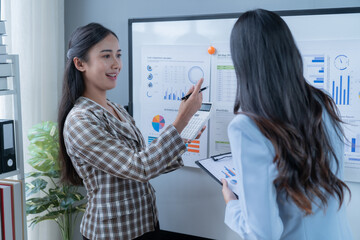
{"left": 134, "top": 223, "right": 161, "bottom": 240}
{"left": 82, "top": 222, "right": 161, "bottom": 240}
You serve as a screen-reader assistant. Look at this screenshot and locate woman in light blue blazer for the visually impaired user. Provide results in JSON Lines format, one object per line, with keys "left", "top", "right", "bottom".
{"left": 221, "top": 9, "right": 353, "bottom": 240}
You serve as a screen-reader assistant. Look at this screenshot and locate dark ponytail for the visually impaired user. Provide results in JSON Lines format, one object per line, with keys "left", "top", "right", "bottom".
{"left": 58, "top": 23, "right": 118, "bottom": 185}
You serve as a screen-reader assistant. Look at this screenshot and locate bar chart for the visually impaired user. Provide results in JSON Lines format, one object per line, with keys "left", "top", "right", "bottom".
{"left": 163, "top": 87, "right": 187, "bottom": 101}
{"left": 222, "top": 166, "right": 236, "bottom": 178}
{"left": 148, "top": 136, "right": 157, "bottom": 145}
{"left": 186, "top": 140, "right": 200, "bottom": 153}
{"left": 303, "top": 55, "right": 325, "bottom": 89}
{"left": 331, "top": 75, "right": 350, "bottom": 105}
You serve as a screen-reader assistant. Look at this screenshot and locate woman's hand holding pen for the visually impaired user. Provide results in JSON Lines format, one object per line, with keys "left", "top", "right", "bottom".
{"left": 173, "top": 78, "right": 203, "bottom": 134}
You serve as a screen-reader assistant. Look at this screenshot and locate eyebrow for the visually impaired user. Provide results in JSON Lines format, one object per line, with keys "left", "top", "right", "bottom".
{"left": 100, "top": 49, "right": 122, "bottom": 53}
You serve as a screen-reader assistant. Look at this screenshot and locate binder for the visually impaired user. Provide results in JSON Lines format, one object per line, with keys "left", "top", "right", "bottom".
{"left": 0, "top": 120, "right": 16, "bottom": 173}
{"left": 0, "top": 180, "right": 23, "bottom": 240}
{"left": 0, "top": 185, "right": 14, "bottom": 240}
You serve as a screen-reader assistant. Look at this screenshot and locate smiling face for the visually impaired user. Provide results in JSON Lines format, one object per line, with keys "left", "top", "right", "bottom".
{"left": 77, "top": 33, "right": 122, "bottom": 97}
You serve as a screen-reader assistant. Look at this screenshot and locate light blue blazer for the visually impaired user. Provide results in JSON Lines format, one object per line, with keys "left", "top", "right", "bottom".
{"left": 225, "top": 113, "right": 353, "bottom": 240}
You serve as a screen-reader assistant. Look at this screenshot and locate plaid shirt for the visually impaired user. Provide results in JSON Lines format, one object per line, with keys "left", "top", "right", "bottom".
{"left": 63, "top": 97, "right": 186, "bottom": 240}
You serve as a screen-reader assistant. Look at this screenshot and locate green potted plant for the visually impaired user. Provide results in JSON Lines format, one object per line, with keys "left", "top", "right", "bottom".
{"left": 25, "top": 121, "right": 86, "bottom": 240}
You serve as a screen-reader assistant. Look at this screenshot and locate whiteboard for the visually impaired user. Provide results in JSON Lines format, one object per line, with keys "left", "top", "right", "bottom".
{"left": 129, "top": 8, "right": 360, "bottom": 177}
{"left": 129, "top": 8, "right": 360, "bottom": 239}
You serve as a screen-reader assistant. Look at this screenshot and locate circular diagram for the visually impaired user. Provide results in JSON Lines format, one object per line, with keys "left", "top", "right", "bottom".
{"left": 334, "top": 55, "right": 349, "bottom": 70}
{"left": 147, "top": 73, "right": 153, "bottom": 80}
{"left": 152, "top": 115, "right": 165, "bottom": 132}
{"left": 188, "top": 66, "right": 204, "bottom": 84}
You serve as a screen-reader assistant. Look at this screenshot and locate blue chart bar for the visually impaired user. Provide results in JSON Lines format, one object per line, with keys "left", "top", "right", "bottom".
{"left": 349, "top": 158, "right": 360, "bottom": 161}
{"left": 312, "top": 56, "right": 325, "bottom": 63}
{"left": 222, "top": 171, "right": 230, "bottom": 178}
{"left": 340, "top": 76, "right": 342, "bottom": 105}
{"left": 319, "top": 67, "right": 324, "bottom": 73}
{"left": 314, "top": 78, "right": 324, "bottom": 83}
{"left": 347, "top": 76, "right": 350, "bottom": 105}
{"left": 352, "top": 138, "right": 356, "bottom": 152}
{"left": 148, "top": 136, "right": 157, "bottom": 144}
{"left": 332, "top": 76, "right": 350, "bottom": 105}
{"left": 336, "top": 86, "right": 338, "bottom": 104}
{"left": 224, "top": 166, "right": 236, "bottom": 176}
{"left": 164, "top": 88, "right": 187, "bottom": 101}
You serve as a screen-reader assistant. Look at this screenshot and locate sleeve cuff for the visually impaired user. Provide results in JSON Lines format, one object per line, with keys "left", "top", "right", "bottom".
{"left": 166, "top": 124, "right": 187, "bottom": 153}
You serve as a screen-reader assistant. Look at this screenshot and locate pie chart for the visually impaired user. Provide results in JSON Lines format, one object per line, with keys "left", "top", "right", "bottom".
{"left": 152, "top": 115, "right": 165, "bottom": 132}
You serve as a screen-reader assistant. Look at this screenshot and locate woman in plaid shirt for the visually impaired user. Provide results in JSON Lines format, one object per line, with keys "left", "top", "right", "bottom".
{"left": 58, "top": 23, "right": 204, "bottom": 240}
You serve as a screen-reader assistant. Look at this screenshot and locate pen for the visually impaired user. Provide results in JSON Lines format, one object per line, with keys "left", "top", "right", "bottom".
{"left": 181, "top": 86, "right": 208, "bottom": 101}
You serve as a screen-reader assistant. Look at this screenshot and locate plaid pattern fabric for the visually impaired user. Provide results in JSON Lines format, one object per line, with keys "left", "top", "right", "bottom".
{"left": 63, "top": 97, "right": 186, "bottom": 240}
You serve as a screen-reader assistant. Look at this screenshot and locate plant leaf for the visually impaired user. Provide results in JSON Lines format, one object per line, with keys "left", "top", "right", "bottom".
{"left": 27, "top": 121, "right": 60, "bottom": 172}
{"left": 75, "top": 202, "right": 87, "bottom": 212}
{"left": 48, "top": 187, "right": 66, "bottom": 205}
{"left": 69, "top": 192, "right": 85, "bottom": 201}
{"left": 25, "top": 121, "right": 88, "bottom": 231}
{"left": 60, "top": 196, "right": 75, "bottom": 210}
{"left": 26, "top": 196, "right": 52, "bottom": 214}
{"left": 28, "top": 210, "right": 65, "bottom": 228}
{"left": 26, "top": 178, "right": 48, "bottom": 197}
{"left": 25, "top": 172, "right": 42, "bottom": 178}
{"left": 26, "top": 170, "right": 60, "bottom": 179}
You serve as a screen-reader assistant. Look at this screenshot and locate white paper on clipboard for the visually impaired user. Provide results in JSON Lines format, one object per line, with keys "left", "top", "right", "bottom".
{"left": 196, "top": 153, "right": 240, "bottom": 197}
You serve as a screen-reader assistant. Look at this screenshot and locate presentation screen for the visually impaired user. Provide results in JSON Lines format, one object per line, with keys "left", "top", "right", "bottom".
{"left": 129, "top": 8, "right": 360, "bottom": 180}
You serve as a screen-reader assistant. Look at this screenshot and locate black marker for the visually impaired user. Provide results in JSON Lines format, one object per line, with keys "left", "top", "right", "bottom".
{"left": 181, "top": 86, "right": 208, "bottom": 101}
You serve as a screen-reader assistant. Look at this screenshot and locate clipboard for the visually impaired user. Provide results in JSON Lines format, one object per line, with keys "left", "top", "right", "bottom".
{"left": 195, "top": 152, "right": 239, "bottom": 197}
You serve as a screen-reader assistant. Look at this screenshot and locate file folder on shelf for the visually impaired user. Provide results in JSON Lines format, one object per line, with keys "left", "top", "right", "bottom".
{"left": 0, "top": 180, "right": 23, "bottom": 240}
{"left": 0, "top": 120, "right": 16, "bottom": 173}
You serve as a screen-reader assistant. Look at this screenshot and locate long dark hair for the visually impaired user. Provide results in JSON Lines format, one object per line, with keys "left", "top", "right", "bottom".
{"left": 230, "top": 9, "right": 350, "bottom": 214}
{"left": 58, "top": 23, "right": 118, "bottom": 185}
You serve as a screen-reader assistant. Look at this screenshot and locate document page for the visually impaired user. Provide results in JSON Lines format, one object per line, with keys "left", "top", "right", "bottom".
{"left": 299, "top": 39, "right": 360, "bottom": 182}
{"left": 196, "top": 153, "right": 240, "bottom": 196}
{"left": 140, "top": 45, "right": 211, "bottom": 167}
{"left": 208, "top": 43, "right": 236, "bottom": 156}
